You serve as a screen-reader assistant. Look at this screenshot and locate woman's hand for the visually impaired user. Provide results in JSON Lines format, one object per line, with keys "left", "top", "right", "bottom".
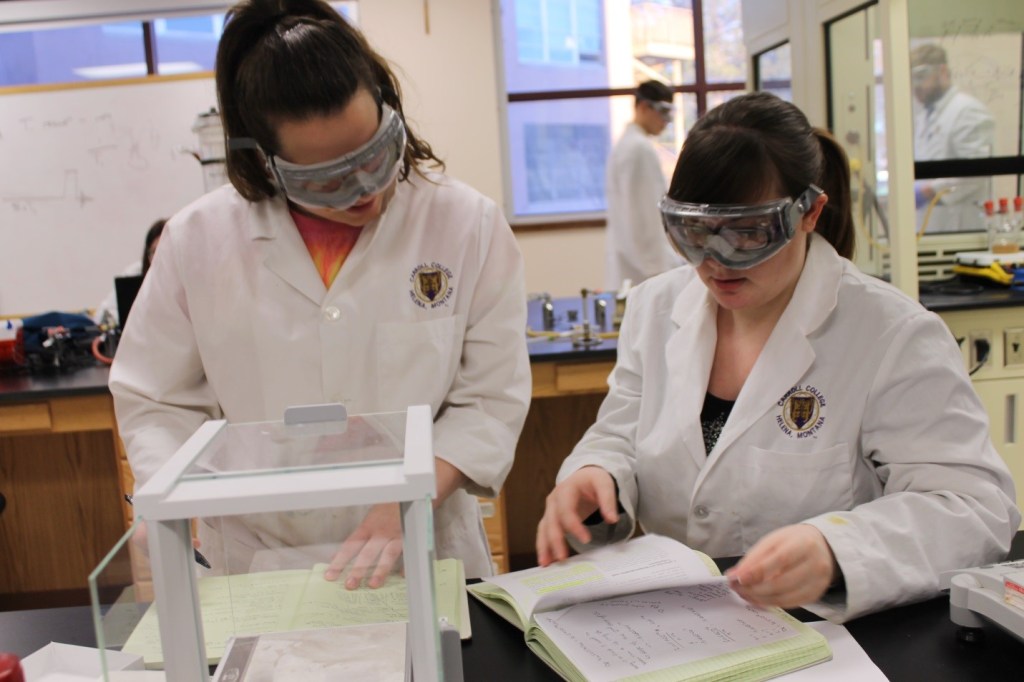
{"left": 725, "top": 524, "right": 839, "bottom": 609}
{"left": 324, "top": 503, "right": 403, "bottom": 589}
{"left": 536, "top": 466, "right": 619, "bottom": 567}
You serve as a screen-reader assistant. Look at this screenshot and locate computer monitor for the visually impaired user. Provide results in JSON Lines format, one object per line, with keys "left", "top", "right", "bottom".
{"left": 114, "top": 274, "right": 144, "bottom": 328}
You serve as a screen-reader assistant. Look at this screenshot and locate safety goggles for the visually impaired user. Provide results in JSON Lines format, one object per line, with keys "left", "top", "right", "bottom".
{"left": 659, "top": 185, "right": 823, "bottom": 269}
{"left": 231, "top": 104, "right": 407, "bottom": 210}
{"left": 642, "top": 98, "right": 675, "bottom": 122}
{"left": 910, "top": 64, "right": 939, "bottom": 83}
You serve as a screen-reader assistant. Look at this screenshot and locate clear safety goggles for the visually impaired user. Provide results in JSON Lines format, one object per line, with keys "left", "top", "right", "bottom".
{"left": 910, "top": 64, "right": 939, "bottom": 83}
{"left": 659, "top": 185, "right": 823, "bottom": 269}
{"left": 642, "top": 98, "right": 675, "bottom": 122}
{"left": 232, "top": 104, "right": 407, "bottom": 210}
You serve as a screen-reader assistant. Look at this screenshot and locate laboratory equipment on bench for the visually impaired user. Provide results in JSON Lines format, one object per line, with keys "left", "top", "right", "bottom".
{"left": 525, "top": 289, "right": 618, "bottom": 344}
{"left": 90, "top": 404, "right": 460, "bottom": 682}
{"left": 571, "top": 288, "right": 602, "bottom": 348}
{"left": 940, "top": 560, "right": 1024, "bottom": 645}
{"left": 952, "top": 251, "right": 1024, "bottom": 287}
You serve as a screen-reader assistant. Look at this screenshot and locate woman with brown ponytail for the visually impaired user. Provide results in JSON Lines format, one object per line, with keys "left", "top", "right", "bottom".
{"left": 537, "top": 92, "right": 1017, "bottom": 622}
{"left": 111, "top": 0, "right": 530, "bottom": 587}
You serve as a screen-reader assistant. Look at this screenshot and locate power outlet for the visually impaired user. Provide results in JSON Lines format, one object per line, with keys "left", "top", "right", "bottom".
{"left": 1006, "top": 328, "right": 1024, "bottom": 367}
{"left": 969, "top": 330, "right": 993, "bottom": 371}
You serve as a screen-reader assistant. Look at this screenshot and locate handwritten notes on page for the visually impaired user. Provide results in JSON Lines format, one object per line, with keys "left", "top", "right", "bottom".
{"left": 531, "top": 583, "right": 801, "bottom": 682}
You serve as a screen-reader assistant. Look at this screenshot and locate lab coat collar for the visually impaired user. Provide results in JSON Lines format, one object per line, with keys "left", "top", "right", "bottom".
{"left": 667, "top": 235, "right": 843, "bottom": 477}
{"left": 248, "top": 195, "right": 327, "bottom": 304}
{"left": 243, "top": 187, "right": 403, "bottom": 304}
{"left": 666, "top": 275, "right": 718, "bottom": 469}
{"left": 706, "top": 235, "right": 842, "bottom": 467}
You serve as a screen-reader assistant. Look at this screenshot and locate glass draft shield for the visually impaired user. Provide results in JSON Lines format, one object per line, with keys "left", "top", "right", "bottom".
{"left": 232, "top": 104, "right": 407, "bottom": 210}
{"left": 659, "top": 185, "right": 823, "bottom": 269}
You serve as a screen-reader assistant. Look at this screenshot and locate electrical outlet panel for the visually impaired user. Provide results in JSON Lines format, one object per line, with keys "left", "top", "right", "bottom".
{"left": 969, "top": 330, "right": 993, "bottom": 371}
{"left": 1006, "top": 328, "right": 1024, "bottom": 367}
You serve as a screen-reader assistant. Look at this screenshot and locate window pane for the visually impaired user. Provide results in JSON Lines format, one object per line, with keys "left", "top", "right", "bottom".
{"left": 502, "top": 0, "right": 696, "bottom": 92}
{"left": 756, "top": 42, "right": 792, "bottom": 102}
{"left": 702, "top": 0, "right": 746, "bottom": 84}
{"left": 706, "top": 88, "right": 746, "bottom": 112}
{"left": 507, "top": 93, "right": 695, "bottom": 217}
{"left": 632, "top": 1, "right": 697, "bottom": 86}
{"left": 677, "top": 91, "right": 699, "bottom": 138}
{"left": 153, "top": 14, "right": 225, "bottom": 75}
{"left": 0, "top": 22, "right": 145, "bottom": 86}
{"left": 508, "top": 98, "right": 613, "bottom": 216}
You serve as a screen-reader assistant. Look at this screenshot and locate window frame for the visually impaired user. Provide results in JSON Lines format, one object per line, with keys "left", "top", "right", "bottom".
{"left": 498, "top": 0, "right": 748, "bottom": 228}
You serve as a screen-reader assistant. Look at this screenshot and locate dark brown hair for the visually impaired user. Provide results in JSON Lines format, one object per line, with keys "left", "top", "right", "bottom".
{"left": 637, "top": 80, "right": 673, "bottom": 104}
{"left": 667, "top": 91, "right": 854, "bottom": 259}
{"left": 141, "top": 219, "right": 166, "bottom": 276}
{"left": 216, "top": 0, "right": 444, "bottom": 201}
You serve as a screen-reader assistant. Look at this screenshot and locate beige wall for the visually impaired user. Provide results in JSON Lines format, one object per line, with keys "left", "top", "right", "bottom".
{"left": 360, "top": 0, "right": 606, "bottom": 297}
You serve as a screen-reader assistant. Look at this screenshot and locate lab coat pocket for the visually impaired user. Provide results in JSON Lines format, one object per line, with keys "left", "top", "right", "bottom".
{"left": 738, "top": 442, "right": 853, "bottom": 547}
{"left": 376, "top": 315, "right": 464, "bottom": 412}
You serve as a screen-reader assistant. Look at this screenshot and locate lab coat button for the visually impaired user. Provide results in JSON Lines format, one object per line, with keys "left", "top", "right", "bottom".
{"left": 323, "top": 306, "right": 341, "bottom": 322}
{"left": 693, "top": 505, "right": 709, "bottom": 519}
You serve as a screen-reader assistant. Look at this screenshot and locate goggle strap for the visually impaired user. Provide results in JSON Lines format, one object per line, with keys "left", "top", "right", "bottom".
{"left": 228, "top": 137, "right": 262, "bottom": 152}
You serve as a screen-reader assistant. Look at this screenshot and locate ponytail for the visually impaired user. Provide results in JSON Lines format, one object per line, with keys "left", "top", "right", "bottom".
{"left": 812, "top": 129, "right": 855, "bottom": 259}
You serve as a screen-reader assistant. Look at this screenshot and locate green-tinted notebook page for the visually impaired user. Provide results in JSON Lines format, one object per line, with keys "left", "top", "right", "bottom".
{"left": 123, "top": 558, "right": 466, "bottom": 668}
{"left": 526, "top": 582, "right": 830, "bottom": 682}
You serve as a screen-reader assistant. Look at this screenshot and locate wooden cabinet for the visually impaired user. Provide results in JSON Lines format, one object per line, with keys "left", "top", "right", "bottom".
{"left": 501, "top": 358, "right": 614, "bottom": 571}
{"left": 0, "top": 391, "right": 129, "bottom": 609}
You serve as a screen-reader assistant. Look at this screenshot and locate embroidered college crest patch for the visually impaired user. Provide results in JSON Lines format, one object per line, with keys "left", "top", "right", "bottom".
{"left": 775, "top": 385, "right": 827, "bottom": 438}
{"left": 409, "top": 262, "right": 454, "bottom": 309}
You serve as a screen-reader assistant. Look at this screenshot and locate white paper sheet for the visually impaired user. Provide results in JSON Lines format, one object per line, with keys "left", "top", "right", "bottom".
{"left": 777, "top": 621, "right": 888, "bottom": 681}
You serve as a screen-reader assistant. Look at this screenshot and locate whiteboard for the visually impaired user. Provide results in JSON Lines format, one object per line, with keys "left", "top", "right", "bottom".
{"left": 0, "top": 75, "right": 218, "bottom": 316}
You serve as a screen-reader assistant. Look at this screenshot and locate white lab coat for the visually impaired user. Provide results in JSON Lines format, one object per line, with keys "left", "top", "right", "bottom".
{"left": 605, "top": 123, "right": 682, "bottom": 290}
{"left": 913, "top": 86, "right": 994, "bottom": 233}
{"left": 559, "top": 234, "right": 1019, "bottom": 621}
{"left": 109, "top": 173, "right": 531, "bottom": 578}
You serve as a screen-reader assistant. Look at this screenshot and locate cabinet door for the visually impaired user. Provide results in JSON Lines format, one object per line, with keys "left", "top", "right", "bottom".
{"left": 973, "top": 378, "right": 1024, "bottom": 529}
{"left": 0, "top": 431, "right": 124, "bottom": 595}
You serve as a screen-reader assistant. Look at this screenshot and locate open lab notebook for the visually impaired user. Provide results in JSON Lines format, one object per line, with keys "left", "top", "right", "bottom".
{"left": 469, "top": 536, "right": 831, "bottom": 682}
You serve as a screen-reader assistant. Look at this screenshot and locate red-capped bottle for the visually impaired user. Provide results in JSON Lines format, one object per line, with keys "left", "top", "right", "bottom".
{"left": 991, "top": 198, "right": 1019, "bottom": 253}
{"left": 0, "top": 653, "right": 24, "bottom": 682}
{"left": 983, "top": 199, "right": 996, "bottom": 248}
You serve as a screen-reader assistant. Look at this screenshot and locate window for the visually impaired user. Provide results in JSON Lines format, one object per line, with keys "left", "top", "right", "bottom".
{"left": 499, "top": 0, "right": 747, "bottom": 221}
{"left": 516, "top": 0, "right": 603, "bottom": 65}
{"left": 152, "top": 15, "right": 227, "bottom": 74}
{"left": 0, "top": 21, "right": 148, "bottom": 86}
{"left": 0, "top": 3, "right": 358, "bottom": 87}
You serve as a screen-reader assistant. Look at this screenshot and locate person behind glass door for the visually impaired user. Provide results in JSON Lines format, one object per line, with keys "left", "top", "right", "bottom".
{"left": 92, "top": 219, "right": 166, "bottom": 327}
{"left": 910, "top": 43, "right": 994, "bottom": 233}
{"left": 109, "top": 0, "right": 530, "bottom": 587}
{"left": 604, "top": 80, "right": 683, "bottom": 292}
{"left": 536, "top": 91, "right": 1018, "bottom": 622}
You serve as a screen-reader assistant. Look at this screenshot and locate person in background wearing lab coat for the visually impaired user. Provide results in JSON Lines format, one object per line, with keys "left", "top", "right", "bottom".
{"left": 911, "top": 43, "right": 994, "bottom": 234}
{"left": 110, "top": 0, "right": 530, "bottom": 586}
{"left": 537, "top": 92, "right": 1018, "bottom": 622}
{"left": 604, "top": 80, "right": 683, "bottom": 292}
{"left": 92, "top": 219, "right": 165, "bottom": 327}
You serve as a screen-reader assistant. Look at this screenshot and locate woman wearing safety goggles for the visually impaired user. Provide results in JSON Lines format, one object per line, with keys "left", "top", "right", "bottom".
{"left": 537, "top": 92, "right": 1017, "bottom": 622}
{"left": 110, "top": 0, "right": 530, "bottom": 588}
